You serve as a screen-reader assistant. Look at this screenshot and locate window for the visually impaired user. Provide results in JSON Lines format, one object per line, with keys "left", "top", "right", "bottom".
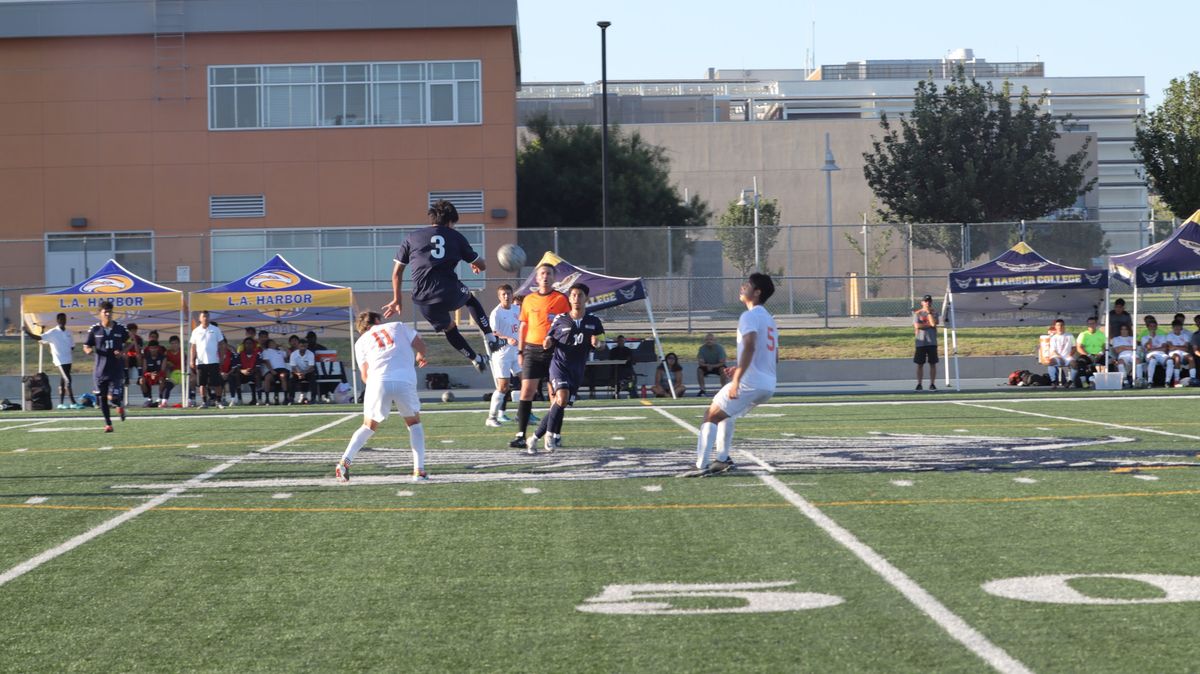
{"left": 210, "top": 225, "right": 486, "bottom": 292}
{"left": 45, "top": 231, "right": 154, "bottom": 289}
{"left": 209, "top": 60, "right": 482, "bottom": 130}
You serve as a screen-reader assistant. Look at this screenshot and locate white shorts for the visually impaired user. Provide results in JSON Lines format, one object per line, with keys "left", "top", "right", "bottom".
{"left": 490, "top": 345, "right": 519, "bottom": 380}
{"left": 363, "top": 379, "right": 420, "bottom": 423}
{"left": 1168, "top": 350, "right": 1189, "bottom": 359}
{"left": 1116, "top": 352, "right": 1136, "bottom": 365}
{"left": 1146, "top": 352, "right": 1168, "bottom": 363}
{"left": 711, "top": 380, "right": 774, "bottom": 420}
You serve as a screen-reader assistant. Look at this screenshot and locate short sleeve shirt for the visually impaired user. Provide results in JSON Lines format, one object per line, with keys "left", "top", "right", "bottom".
{"left": 698, "top": 343, "right": 726, "bottom": 365}
{"left": 1165, "top": 332, "right": 1191, "bottom": 351}
{"left": 40, "top": 326, "right": 74, "bottom": 366}
{"left": 85, "top": 322, "right": 129, "bottom": 376}
{"left": 547, "top": 312, "right": 605, "bottom": 373}
{"left": 489, "top": 304, "right": 521, "bottom": 344}
{"left": 914, "top": 309, "right": 937, "bottom": 346}
{"left": 738, "top": 305, "right": 778, "bottom": 389}
{"left": 519, "top": 291, "right": 570, "bottom": 346}
{"left": 396, "top": 226, "right": 478, "bottom": 304}
{"left": 355, "top": 321, "right": 419, "bottom": 385}
{"left": 289, "top": 349, "right": 315, "bottom": 372}
{"left": 1108, "top": 311, "right": 1133, "bottom": 337}
{"left": 190, "top": 324, "right": 225, "bottom": 365}
{"left": 1078, "top": 330, "right": 1106, "bottom": 356}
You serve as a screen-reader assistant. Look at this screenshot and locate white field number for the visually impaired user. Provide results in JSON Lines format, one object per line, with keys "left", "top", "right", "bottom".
{"left": 982, "top": 574, "right": 1200, "bottom": 605}
{"left": 576, "top": 582, "right": 844, "bottom": 615}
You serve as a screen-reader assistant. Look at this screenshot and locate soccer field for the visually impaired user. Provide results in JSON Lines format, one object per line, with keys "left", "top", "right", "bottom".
{"left": 2, "top": 392, "right": 1200, "bottom": 672}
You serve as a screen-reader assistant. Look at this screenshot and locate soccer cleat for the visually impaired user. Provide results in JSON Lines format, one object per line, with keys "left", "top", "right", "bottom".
{"left": 472, "top": 353, "right": 489, "bottom": 373}
{"left": 103, "top": 425, "right": 114, "bottom": 433}
{"left": 142, "top": 400, "right": 155, "bottom": 408}
{"left": 485, "top": 417, "right": 502, "bottom": 428}
{"left": 496, "top": 413, "right": 511, "bottom": 423}
{"left": 709, "top": 457, "right": 736, "bottom": 474}
{"left": 334, "top": 459, "right": 350, "bottom": 483}
{"left": 198, "top": 401, "right": 209, "bottom": 409}
{"left": 486, "top": 334, "right": 503, "bottom": 353}
{"left": 117, "top": 406, "right": 126, "bottom": 422}
{"left": 677, "top": 466, "right": 708, "bottom": 478}
{"left": 544, "top": 434, "right": 556, "bottom": 452}
{"left": 525, "top": 435, "right": 538, "bottom": 455}
{"left": 508, "top": 434, "right": 527, "bottom": 449}
{"left": 412, "top": 469, "right": 429, "bottom": 482}
{"left": 527, "top": 411, "right": 540, "bottom": 424}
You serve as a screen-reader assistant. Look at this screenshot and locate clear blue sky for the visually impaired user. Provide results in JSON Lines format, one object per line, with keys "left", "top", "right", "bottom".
{"left": 518, "top": 0, "right": 1196, "bottom": 109}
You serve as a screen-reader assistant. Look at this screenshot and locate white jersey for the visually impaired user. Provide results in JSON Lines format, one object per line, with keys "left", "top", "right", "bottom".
{"left": 1110, "top": 335, "right": 1135, "bottom": 358}
{"left": 262, "top": 347, "right": 288, "bottom": 370}
{"left": 1141, "top": 333, "right": 1168, "bottom": 353}
{"left": 489, "top": 303, "right": 520, "bottom": 346}
{"left": 737, "top": 305, "right": 777, "bottom": 389}
{"left": 1049, "top": 333, "right": 1075, "bottom": 360}
{"left": 190, "top": 324, "right": 225, "bottom": 365}
{"left": 1165, "top": 332, "right": 1190, "bottom": 352}
{"left": 40, "top": 325, "right": 74, "bottom": 366}
{"left": 355, "top": 321, "right": 419, "bottom": 385}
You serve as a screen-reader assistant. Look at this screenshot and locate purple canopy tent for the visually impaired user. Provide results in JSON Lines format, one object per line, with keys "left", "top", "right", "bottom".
{"left": 514, "top": 251, "right": 673, "bottom": 398}
{"left": 946, "top": 241, "right": 1109, "bottom": 390}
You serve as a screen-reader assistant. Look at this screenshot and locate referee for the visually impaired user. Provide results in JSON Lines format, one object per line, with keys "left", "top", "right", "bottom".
{"left": 509, "top": 262, "right": 568, "bottom": 448}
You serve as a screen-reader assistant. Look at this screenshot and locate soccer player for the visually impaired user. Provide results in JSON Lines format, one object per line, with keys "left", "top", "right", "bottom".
{"left": 1046, "top": 319, "right": 1076, "bottom": 389}
{"left": 486, "top": 284, "right": 521, "bottom": 427}
{"left": 189, "top": 310, "right": 225, "bottom": 408}
{"left": 524, "top": 283, "right": 604, "bottom": 453}
{"left": 687, "top": 273, "right": 778, "bottom": 476}
{"left": 1165, "top": 319, "right": 1191, "bottom": 387}
{"left": 381, "top": 199, "right": 498, "bottom": 373}
{"left": 23, "top": 312, "right": 76, "bottom": 407}
{"left": 1111, "top": 323, "right": 1137, "bottom": 388}
{"left": 138, "top": 340, "right": 175, "bottom": 407}
{"left": 1141, "top": 316, "right": 1171, "bottom": 386}
{"left": 336, "top": 312, "right": 429, "bottom": 484}
{"left": 82, "top": 300, "right": 129, "bottom": 432}
{"left": 509, "top": 262, "right": 569, "bottom": 449}
{"left": 260, "top": 339, "right": 290, "bottom": 405}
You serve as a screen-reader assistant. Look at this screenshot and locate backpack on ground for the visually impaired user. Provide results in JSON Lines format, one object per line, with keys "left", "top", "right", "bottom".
{"left": 23, "top": 372, "right": 52, "bottom": 411}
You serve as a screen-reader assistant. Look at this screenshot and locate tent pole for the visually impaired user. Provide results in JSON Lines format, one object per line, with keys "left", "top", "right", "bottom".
{"left": 349, "top": 308, "right": 358, "bottom": 405}
{"left": 643, "top": 296, "right": 674, "bottom": 399}
{"left": 20, "top": 298, "right": 27, "bottom": 411}
{"left": 179, "top": 301, "right": 186, "bottom": 408}
{"left": 183, "top": 311, "right": 190, "bottom": 408}
{"left": 1132, "top": 281, "right": 1139, "bottom": 386}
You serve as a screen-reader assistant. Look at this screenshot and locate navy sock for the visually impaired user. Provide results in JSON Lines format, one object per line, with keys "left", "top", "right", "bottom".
{"left": 550, "top": 403, "right": 565, "bottom": 435}
{"left": 444, "top": 326, "right": 476, "bottom": 359}
{"left": 535, "top": 404, "right": 554, "bottom": 438}
{"left": 463, "top": 295, "right": 492, "bottom": 336}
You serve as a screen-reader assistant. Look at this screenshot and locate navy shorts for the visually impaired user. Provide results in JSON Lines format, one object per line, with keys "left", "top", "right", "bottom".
{"left": 549, "top": 362, "right": 584, "bottom": 396}
{"left": 95, "top": 368, "right": 125, "bottom": 399}
{"left": 415, "top": 288, "right": 470, "bottom": 333}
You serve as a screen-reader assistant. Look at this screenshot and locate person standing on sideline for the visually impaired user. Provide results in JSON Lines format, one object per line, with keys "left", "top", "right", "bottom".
{"left": 189, "top": 310, "right": 225, "bottom": 408}
{"left": 1108, "top": 298, "right": 1133, "bottom": 340}
{"left": 24, "top": 312, "right": 76, "bottom": 407}
{"left": 509, "top": 262, "right": 569, "bottom": 449}
{"left": 381, "top": 199, "right": 498, "bottom": 373}
{"left": 486, "top": 284, "right": 521, "bottom": 427}
{"left": 913, "top": 294, "right": 939, "bottom": 391}
{"left": 82, "top": 301, "right": 129, "bottom": 432}
{"left": 336, "top": 312, "right": 429, "bottom": 483}
{"left": 686, "top": 273, "right": 778, "bottom": 476}
{"left": 525, "top": 283, "right": 604, "bottom": 453}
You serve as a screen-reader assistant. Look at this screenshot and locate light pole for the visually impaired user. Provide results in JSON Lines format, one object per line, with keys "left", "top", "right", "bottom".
{"left": 736, "top": 176, "right": 760, "bottom": 271}
{"left": 597, "top": 20, "right": 611, "bottom": 272}
{"left": 820, "top": 132, "right": 840, "bottom": 326}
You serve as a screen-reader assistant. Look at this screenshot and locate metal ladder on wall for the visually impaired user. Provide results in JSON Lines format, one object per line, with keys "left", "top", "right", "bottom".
{"left": 153, "top": 0, "right": 188, "bottom": 101}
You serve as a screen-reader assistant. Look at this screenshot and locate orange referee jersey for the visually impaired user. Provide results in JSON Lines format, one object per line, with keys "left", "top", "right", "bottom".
{"left": 519, "top": 290, "right": 569, "bottom": 345}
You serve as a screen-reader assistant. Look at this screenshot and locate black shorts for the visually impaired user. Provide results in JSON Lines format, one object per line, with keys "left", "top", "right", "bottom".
{"left": 698, "top": 364, "right": 724, "bottom": 375}
{"left": 521, "top": 345, "right": 553, "bottom": 380}
{"left": 196, "top": 363, "right": 222, "bottom": 388}
{"left": 913, "top": 345, "right": 939, "bottom": 365}
{"left": 415, "top": 288, "right": 470, "bottom": 332}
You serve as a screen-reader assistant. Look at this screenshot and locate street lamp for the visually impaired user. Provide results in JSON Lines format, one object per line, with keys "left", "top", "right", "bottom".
{"left": 597, "top": 20, "right": 611, "bottom": 272}
{"left": 736, "top": 175, "right": 760, "bottom": 271}
{"left": 819, "top": 133, "right": 840, "bottom": 326}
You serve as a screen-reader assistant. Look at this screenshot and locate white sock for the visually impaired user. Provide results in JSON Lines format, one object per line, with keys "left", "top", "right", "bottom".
{"left": 715, "top": 418, "right": 735, "bottom": 462}
{"left": 695, "top": 421, "right": 717, "bottom": 469}
{"left": 1148, "top": 360, "right": 1158, "bottom": 382}
{"left": 1166, "top": 361, "right": 1175, "bottom": 382}
{"left": 489, "top": 390, "right": 504, "bottom": 419}
{"left": 1191, "top": 367, "right": 1196, "bottom": 379}
{"left": 408, "top": 423, "right": 426, "bottom": 472}
{"left": 341, "top": 426, "right": 374, "bottom": 464}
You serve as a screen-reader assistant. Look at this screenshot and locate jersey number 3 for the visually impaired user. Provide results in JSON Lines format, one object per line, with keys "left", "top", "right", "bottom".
{"left": 430, "top": 235, "right": 446, "bottom": 259}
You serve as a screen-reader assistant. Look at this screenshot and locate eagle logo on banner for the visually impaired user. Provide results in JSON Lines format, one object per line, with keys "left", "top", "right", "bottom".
{"left": 1142, "top": 272, "right": 1160, "bottom": 284}
{"left": 619, "top": 287, "right": 637, "bottom": 300}
{"left": 996, "top": 261, "right": 1049, "bottom": 273}
{"left": 553, "top": 272, "right": 583, "bottom": 292}
{"left": 247, "top": 271, "right": 300, "bottom": 289}
{"left": 1180, "top": 239, "right": 1200, "bottom": 257}
{"left": 954, "top": 278, "right": 973, "bottom": 290}
{"left": 1003, "top": 290, "right": 1043, "bottom": 306}
{"left": 81, "top": 274, "right": 134, "bottom": 294}
{"left": 1084, "top": 272, "right": 1104, "bottom": 285}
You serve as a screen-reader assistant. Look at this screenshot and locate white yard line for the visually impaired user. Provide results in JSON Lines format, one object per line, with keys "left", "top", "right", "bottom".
{"left": 652, "top": 404, "right": 1031, "bottom": 674}
{"left": 0, "top": 413, "right": 356, "bottom": 589}
{"left": 0, "top": 419, "right": 57, "bottom": 432}
{"left": 955, "top": 402, "right": 1200, "bottom": 441}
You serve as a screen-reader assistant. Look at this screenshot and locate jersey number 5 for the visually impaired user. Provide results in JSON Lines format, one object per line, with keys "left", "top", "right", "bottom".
{"left": 430, "top": 235, "right": 446, "bottom": 259}
{"left": 766, "top": 327, "right": 776, "bottom": 352}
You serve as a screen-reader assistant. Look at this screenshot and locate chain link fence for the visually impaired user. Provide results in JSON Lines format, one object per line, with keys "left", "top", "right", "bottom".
{"left": 4, "top": 218, "right": 1194, "bottom": 335}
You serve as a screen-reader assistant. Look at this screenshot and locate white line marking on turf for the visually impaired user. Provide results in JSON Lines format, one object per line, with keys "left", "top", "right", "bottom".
{"left": 13, "top": 448, "right": 28, "bottom": 453}
{"left": 890, "top": 480, "right": 914, "bottom": 487}
{"left": 955, "top": 402, "right": 1200, "bottom": 441}
{"left": 651, "top": 404, "right": 1031, "bottom": 674}
{"left": 0, "top": 413, "right": 357, "bottom": 589}
{"left": 1036, "top": 427, "right": 1053, "bottom": 431}
{"left": 1013, "top": 478, "right": 1038, "bottom": 484}
{"left": 97, "top": 446, "right": 112, "bottom": 451}
{"left": 521, "top": 487, "right": 540, "bottom": 494}
{"left": 29, "top": 427, "right": 105, "bottom": 433}
{"left": 0, "top": 420, "right": 56, "bottom": 431}
{"left": 25, "top": 497, "right": 47, "bottom": 504}
{"left": 1133, "top": 474, "right": 1160, "bottom": 481}
{"left": 187, "top": 444, "right": 200, "bottom": 449}
{"left": 642, "top": 485, "right": 662, "bottom": 492}
{"left": 612, "top": 436, "right": 626, "bottom": 441}
{"left": 271, "top": 493, "right": 292, "bottom": 499}
{"left": 396, "top": 490, "right": 414, "bottom": 497}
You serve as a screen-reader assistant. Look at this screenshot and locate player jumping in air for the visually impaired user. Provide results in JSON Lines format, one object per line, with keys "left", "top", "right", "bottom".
{"left": 684, "top": 273, "right": 778, "bottom": 476}
{"left": 525, "top": 283, "right": 604, "bottom": 453}
{"left": 82, "top": 300, "right": 129, "bottom": 432}
{"left": 336, "top": 312, "right": 430, "bottom": 484}
{"left": 382, "top": 199, "right": 498, "bottom": 372}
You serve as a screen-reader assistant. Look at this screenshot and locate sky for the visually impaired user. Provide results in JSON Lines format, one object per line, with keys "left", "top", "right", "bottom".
{"left": 517, "top": 0, "right": 1197, "bottom": 109}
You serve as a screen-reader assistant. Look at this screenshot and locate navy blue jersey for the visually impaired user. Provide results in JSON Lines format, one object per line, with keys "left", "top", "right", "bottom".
{"left": 143, "top": 350, "right": 166, "bottom": 375}
{"left": 547, "top": 312, "right": 605, "bottom": 374}
{"left": 84, "top": 322, "right": 129, "bottom": 378}
{"left": 396, "top": 225, "right": 479, "bottom": 304}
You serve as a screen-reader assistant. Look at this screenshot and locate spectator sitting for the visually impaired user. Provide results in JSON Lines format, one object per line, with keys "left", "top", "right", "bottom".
{"left": 286, "top": 334, "right": 302, "bottom": 359}
{"left": 260, "top": 339, "right": 290, "bottom": 405}
{"left": 652, "top": 352, "right": 686, "bottom": 397}
{"left": 124, "top": 322, "right": 145, "bottom": 384}
{"left": 138, "top": 340, "right": 174, "bottom": 407}
{"left": 1165, "top": 319, "right": 1190, "bottom": 387}
{"left": 1110, "top": 323, "right": 1137, "bottom": 388}
{"left": 695, "top": 332, "right": 729, "bottom": 396}
{"left": 228, "top": 336, "right": 262, "bottom": 405}
{"left": 1046, "top": 319, "right": 1076, "bottom": 389}
{"left": 1191, "top": 316, "right": 1200, "bottom": 385}
{"left": 608, "top": 335, "right": 636, "bottom": 395}
{"left": 1141, "top": 316, "right": 1172, "bottom": 387}
{"left": 305, "top": 330, "right": 327, "bottom": 351}
{"left": 1073, "top": 316, "right": 1108, "bottom": 388}
{"left": 289, "top": 339, "right": 318, "bottom": 404}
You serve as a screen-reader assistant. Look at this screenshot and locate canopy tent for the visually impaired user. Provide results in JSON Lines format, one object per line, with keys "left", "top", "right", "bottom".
{"left": 514, "top": 251, "right": 674, "bottom": 397}
{"left": 20, "top": 259, "right": 186, "bottom": 409}
{"left": 188, "top": 254, "right": 357, "bottom": 403}
{"left": 945, "top": 241, "right": 1109, "bottom": 390}
{"left": 1109, "top": 208, "right": 1200, "bottom": 351}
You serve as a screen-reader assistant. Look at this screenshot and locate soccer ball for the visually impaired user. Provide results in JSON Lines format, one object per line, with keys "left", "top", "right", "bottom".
{"left": 496, "top": 243, "right": 526, "bottom": 272}
{"left": 441, "top": 391, "right": 455, "bottom": 403}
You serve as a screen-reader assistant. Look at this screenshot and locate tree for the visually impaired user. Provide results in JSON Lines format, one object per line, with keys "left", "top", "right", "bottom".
{"left": 715, "top": 197, "right": 780, "bottom": 277}
{"left": 1134, "top": 72, "right": 1200, "bottom": 220}
{"left": 862, "top": 66, "right": 1096, "bottom": 267}
{"left": 843, "top": 227, "right": 897, "bottom": 298}
{"left": 517, "top": 114, "right": 711, "bottom": 277}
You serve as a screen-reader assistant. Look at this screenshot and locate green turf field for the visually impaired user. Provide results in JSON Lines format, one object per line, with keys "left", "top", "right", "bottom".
{"left": 2, "top": 392, "right": 1200, "bottom": 672}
